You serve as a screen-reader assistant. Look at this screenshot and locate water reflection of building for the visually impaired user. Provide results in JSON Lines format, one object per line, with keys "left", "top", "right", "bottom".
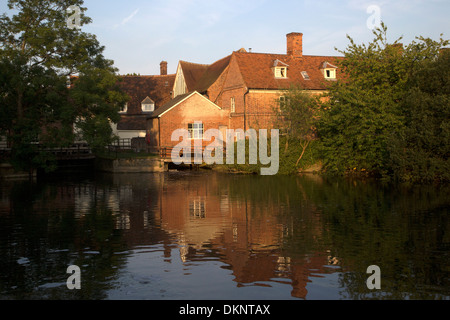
{"left": 148, "top": 172, "right": 335, "bottom": 299}
{"left": 89, "top": 172, "right": 338, "bottom": 299}
{"left": 2, "top": 173, "right": 338, "bottom": 299}
{"left": 156, "top": 174, "right": 231, "bottom": 256}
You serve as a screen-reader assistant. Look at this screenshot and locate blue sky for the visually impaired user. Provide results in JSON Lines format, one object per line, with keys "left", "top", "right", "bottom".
{"left": 2, "top": 0, "right": 449, "bottom": 75}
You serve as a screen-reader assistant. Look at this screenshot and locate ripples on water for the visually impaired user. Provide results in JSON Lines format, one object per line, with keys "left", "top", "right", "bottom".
{"left": 0, "top": 170, "right": 449, "bottom": 300}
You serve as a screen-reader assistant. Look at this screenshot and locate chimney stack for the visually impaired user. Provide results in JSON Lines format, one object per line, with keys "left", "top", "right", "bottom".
{"left": 287, "top": 32, "right": 303, "bottom": 58}
{"left": 160, "top": 61, "right": 168, "bottom": 75}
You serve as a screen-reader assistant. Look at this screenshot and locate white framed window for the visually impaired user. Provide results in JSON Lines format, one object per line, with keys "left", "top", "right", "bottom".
{"left": 141, "top": 96, "right": 155, "bottom": 112}
{"left": 274, "top": 67, "right": 288, "bottom": 78}
{"left": 188, "top": 122, "right": 204, "bottom": 139}
{"left": 119, "top": 103, "right": 128, "bottom": 113}
{"left": 230, "top": 97, "right": 235, "bottom": 113}
{"left": 142, "top": 103, "right": 154, "bottom": 112}
{"left": 324, "top": 68, "right": 336, "bottom": 79}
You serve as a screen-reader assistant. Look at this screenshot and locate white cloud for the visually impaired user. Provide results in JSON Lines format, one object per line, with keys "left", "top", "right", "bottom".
{"left": 122, "top": 8, "right": 140, "bottom": 25}
{"left": 113, "top": 8, "right": 140, "bottom": 29}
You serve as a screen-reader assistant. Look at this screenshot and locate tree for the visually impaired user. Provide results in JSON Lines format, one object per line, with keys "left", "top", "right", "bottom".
{"left": 316, "top": 23, "right": 449, "bottom": 179}
{"left": 389, "top": 49, "right": 450, "bottom": 182}
{"left": 0, "top": 52, "right": 73, "bottom": 172}
{"left": 0, "top": 0, "right": 128, "bottom": 173}
{"left": 276, "top": 85, "right": 320, "bottom": 168}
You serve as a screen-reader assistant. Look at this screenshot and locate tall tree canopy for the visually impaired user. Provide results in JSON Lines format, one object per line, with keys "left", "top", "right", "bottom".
{"left": 316, "top": 23, "right": 449, "bottom": 182}
{"left": 389, "top": 49, "right": 450, "bottom": 182}
{"left": 0, "top": 0, "right": 128, "bottom": 172}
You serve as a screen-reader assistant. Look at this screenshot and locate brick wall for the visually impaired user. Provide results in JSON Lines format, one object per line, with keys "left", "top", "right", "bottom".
{"left": 152, "top": 93, "right": 229, "bottom": 148}
{"left": 245, "top": 90, "right": 281, "bottom": 130}
{"left": 207, "top": 67, "right": 229, "bottom": 105}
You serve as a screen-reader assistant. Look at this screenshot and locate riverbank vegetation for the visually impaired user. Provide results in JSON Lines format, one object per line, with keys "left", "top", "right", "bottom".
{"left": 0, "top": 0, "right": 129, "bottom": 174}
{"left": 315, "top": 24, "right": 449, "bottom": 183}
{"left": 273, "top": 24, "right": 449, "bottom": 184}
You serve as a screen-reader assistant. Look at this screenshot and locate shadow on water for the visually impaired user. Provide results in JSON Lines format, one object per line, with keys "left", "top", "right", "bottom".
{"left": 0, "top": 170, "right": 448, "bottom": 299}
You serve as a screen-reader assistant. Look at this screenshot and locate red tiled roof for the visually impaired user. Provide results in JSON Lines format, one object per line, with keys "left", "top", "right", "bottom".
{"left": 117, "top": 74, "right": 175, "bottom": 131}
{"left": 232, "top": 51, "right": 344, "bottom": 90}
{"left": 117, "top": 74, "right": 175, "bottom": 115}
{"left": 178, "top": 55, "right": 232, "bottom": 94}
{"left": 179, "top": 61, "right": 209, "bottom": 92}
{"left": 193, "top": 55, "right": 232, "bottom": 93}
{"left": 147, "top": 92, "right": 192, "bottom": 119}
{"left": 148, "top": 91, "right": 222, "bottom": 119}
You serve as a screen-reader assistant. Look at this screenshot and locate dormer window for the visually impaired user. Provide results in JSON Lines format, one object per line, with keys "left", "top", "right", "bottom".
{"left": 321, "top": 61, "right": 338, "bottom": 80}
{"left": 324, "top": 69, "right": 336, "bottom": 79}
{"left": 141, "top": 96, "right": 155, "bottom": 112}
{"left": 273, "top": 59, "right": 289, "bottom": 78}
{"left": 275, "top": 67, "right": 287, "bottom": 78}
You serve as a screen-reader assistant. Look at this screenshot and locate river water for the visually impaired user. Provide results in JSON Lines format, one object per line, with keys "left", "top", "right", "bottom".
{"left": 0, "top": 170, "right": 449, "bottom": 300}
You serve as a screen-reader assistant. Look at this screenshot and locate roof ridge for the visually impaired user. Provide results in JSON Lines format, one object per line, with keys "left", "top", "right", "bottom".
{"left": 180, "top": 55, "right": 232, "bottom": 68}
{"left": 180, "top": 60, "right": 210, "bottom": 67}
{"left": 120, "top": 74, "right": 176, "bottom": 77}
{"left": 233, "top": 51, "right": 343, "bottom": 58}
{"left": 209, "top": 54, "right": 232, "bottom": 64}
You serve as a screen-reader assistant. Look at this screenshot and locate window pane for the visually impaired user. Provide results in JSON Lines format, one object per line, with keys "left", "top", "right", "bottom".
{"left": 188, "top": 123, "right": 204, "bottom": 139}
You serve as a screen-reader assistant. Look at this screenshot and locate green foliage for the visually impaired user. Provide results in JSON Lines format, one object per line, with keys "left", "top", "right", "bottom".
{"left": 70, "top": 64, "right": 128, "bottom": 152}
{"left": 0, "top": 0, "right": 128, "bottom": 172}
{"left": 277, "top": 84, "right": 318, "bottom": 140}
{"left": 271, "top": 136, "right": 321, "bottom": 175}
{"left": 220, "top": 135, "right": 320, "bottom": 175}
{"left": 389, "top": 50, "right": 450, "bottom": 183}
{"left": 0, "top": 52, "right": 73, "bottom": 172}
{"left": 316, "top": 23, "right": 449, "bottom": 182}
{"left": 275, "top": 84, "right": 321, "bottom": 169}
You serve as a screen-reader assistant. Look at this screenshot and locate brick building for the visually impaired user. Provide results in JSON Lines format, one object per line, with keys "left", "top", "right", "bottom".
{"left": 116, "top": 33, "right": 342, "bottom": 148}
{"left": 112, "top": 61, "right": 175, "bottom": 140}
{"left": 217, "top": 33, "right": 343, "bottom": 130}
{"left": 146, "top": 91, "right": 228, "bottom": 148}
{"left": 168, "top": 32, "right": 342, "bottom": 134}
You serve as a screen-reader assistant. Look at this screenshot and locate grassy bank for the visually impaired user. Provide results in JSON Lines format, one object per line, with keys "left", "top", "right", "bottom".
{"left": 211, "top": 136, "right": 322, "bottom": 175}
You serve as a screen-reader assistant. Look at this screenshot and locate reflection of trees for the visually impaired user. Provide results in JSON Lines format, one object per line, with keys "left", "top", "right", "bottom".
{"left": 298, "top": 177, "right": 450, "bottom": 299}
{"left": 1, "top": 172, "right": 448, "bottom": 300}
{"left": 213, "top": 173, "right": 450, "bottom": 299}
{"left": 0, "top": 178, "right": 129, "bottom": 300}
